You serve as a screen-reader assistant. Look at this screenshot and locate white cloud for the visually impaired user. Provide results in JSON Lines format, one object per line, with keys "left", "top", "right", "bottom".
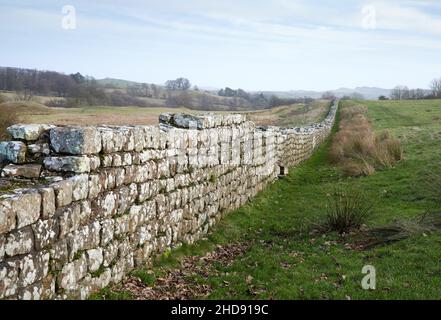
{"left": 1, "top": 0, "right": 440, "bottom": 90}
{"left": 368, "top": 0, "right": 441, "bottom": 36}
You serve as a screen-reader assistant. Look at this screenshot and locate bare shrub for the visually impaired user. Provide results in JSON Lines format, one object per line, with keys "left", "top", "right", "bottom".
{"left": 14, "top": 90, "right": 34, "bottom": 102}
{"left": 329, "top": 104, "right": 403, "bottom": 176}
{"left": 324, "top": 186, "right": 375, "bottom": 233}
{"left": 45, "top": 98, "right": 79, "bottom": 108}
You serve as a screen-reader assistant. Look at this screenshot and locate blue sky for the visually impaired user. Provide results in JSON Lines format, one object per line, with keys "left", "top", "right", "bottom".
{"left": 1, "top": 0, "right": 440, "bottom": 91}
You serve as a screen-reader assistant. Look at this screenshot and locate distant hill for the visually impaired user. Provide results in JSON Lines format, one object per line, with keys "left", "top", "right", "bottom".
{"left": 260, "top": 87, "right": 393, "bottom": 100}
{"left": 334, "top": 87, "right": 392, "bottom": 99}
{"left": 96, "top": 76, "right": 393, "bottom": 100}
{"left": 96, "top": 79, "right": 392, "bottom": 100}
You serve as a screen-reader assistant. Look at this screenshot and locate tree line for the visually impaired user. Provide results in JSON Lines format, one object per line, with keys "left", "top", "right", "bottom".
{"left": 0, "top": 67, "right": 317, "bottom": 110}
{"left": 387, "top": 77, "right": 441, "bottom": 100}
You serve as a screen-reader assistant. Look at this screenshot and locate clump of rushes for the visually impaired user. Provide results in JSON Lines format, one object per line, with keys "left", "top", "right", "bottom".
{"left": 329, "top": 103, "right": 403, "bottom": 176}
{"left": 324, "top": 186, "right": 374, "bottom": 234}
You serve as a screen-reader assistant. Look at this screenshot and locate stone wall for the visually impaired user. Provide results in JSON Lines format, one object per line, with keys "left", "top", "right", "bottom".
{"left": 0, "top": 100, "right": 338, "bottom": 299}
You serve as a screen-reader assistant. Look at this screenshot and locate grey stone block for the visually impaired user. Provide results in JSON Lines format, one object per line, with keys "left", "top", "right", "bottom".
{"left": 1, "top": 164, "right": 41, "bottom": 179}
{"left": 7, "top": 124, "right": 54, "bottom": 141}
{"left": 50, "top": 126, "right": 102, "bottom": 155}
{"left": 0, "top": 141, "right": 27, "bottom": 164}
{"left": 4, "top": 226, "right": 34, "bottom": 257}
{"left": 44, "top": 156, "right": 90, "bottom": 173}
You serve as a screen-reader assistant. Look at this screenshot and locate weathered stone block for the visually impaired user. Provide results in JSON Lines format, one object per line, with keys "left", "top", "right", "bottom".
{"left": 86, "top": 248, "right": 103, "bottom": 272}
{"left": 114, "top": 185, "right": 136, "bottom": 216}
{"left": 79, "top": 200, "right": 92, "bottom": 225}
{"left": 161, "top": 113, "right": 217, "bottom": 130}
{"left": 115, "top": 168, "right": 125, "bottom": 187}
{"left": 18, "top": 282, "right": 42, "bottom": 300}
{"left": 7, "top": 124, "right": 54, "bottom": 141}
{"left": 32, "top": 218, "right": 58, "bottom": 250}
{"left": 88, "top": 174, "right": 102, "bottom": 199}
{"left": 114, "top": 214, "right": 129, "bottom": 237}
{"left": 66, "top": 222, "right": 101, "bottom": 261}
{"left": 89, "top": 268, "right": 111, "bottom": 292}
{"left": 0, "top": 141, "right": 27, "bottom": 164}
{"left": 99, "top": 127, "right": 127, "bottom": 153}
{"left": 69, "top": 174, "right": 89, "bottom": 201}
{"left": 103, "top": 242, "right": 118, "bottom": 267}
{"left": 44, "top": 156, "right": 90, "bottom": 173}
{"left": 100, "top": 219, "right": 114, "bottom": 246}
{"left": 39, "top": 187, "right": 56, "bottom": 219}
{"left": 18, "top": 251, "right": 50, "bottom": 287}
{"left": 27, "top": 143, "right": 50, "bottom": 156}
{"left": 4, "top": 226, "right": 34, "bottom": 257}
{"left": 49, "top": 239, "right": 69, "bottom": 271}
{"left": 120, "top": 127, "right": 135, "bottom": 152}
{"left": 101, "top": 154, "right": 113, "bottom": 167}
{"left": 11, "top": 191, "right": 41, "bottom": 229}
{"left": 58, "top": 204, "right": 81, "bottom": 238}
{"left": 89, "top": 155, "right": 101, "bottom": 171}
{"left": 117, "top": 239, "right": 131, "bottom": 259}
{"left": 58, "top": 253, "right": 88, "bottom": 291}
{"left": 18, "top": 274, "right": 55, "bottom": 300}
{"left": 50, "top": 126, "right": 102, "bottom": 154}
{"left": 0, "top": 263, "right": 19, "bottom": 298}
{"left": 0, "top": 197, "right": 16, "bottom": 234}
{"left": 92, "top": 191, "right": 117, "bottom": 218}
{"left": 51, "top": 180, "right": 73, "bottom": 208}
{"left": 122, "top": 153, "right": 132, "bottom": 166}
{"left": 1, "top": 164, "right": 42, "bottom": 179}
{"left": 138, "top": 181, "right": 160, "bottom": 203}
{"left": 40, "top": 275, "right": 56, "bottom": 299}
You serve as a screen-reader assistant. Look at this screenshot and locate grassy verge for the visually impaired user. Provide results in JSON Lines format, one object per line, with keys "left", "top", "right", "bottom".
{"left": 95, "top": 99, "right": 441, "bottom": 300}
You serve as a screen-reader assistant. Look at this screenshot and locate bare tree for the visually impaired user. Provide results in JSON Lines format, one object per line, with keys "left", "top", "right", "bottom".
{"left": 430, "top": 78, "right": 441, "bottom": 98}
{"left": 14, "top": 89, "right": 34, "bottom": 102}
{"left": 165, "top": 78, "right": 191, "bottom": 91}
{"left": 390, "top": 86, "right": 409, "bottom": 100}
{"left": 321, "top": 91, "right": 336, "bottom": 100}
{"left": 151, "top": 84, "right": 160, "bottom": 98}
{"left": 415, "top": 88, "right": 425, "bottom": 99}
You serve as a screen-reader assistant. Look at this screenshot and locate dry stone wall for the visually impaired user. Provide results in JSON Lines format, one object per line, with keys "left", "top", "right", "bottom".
{"left": 0, "top": 100, "right": 338, "bottom": 299}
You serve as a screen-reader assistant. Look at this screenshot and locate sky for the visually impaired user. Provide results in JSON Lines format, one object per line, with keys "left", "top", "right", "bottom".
{"left": 0, "top": 0, "right": 440, "bottom": 91}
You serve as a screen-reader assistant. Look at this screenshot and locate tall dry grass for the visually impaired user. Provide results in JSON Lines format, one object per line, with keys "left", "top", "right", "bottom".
{"left": 0, "top": 97, "right": 19, "bottom": 140}
{"left": 329, "top": 104, "right": 403, "bottom": 176}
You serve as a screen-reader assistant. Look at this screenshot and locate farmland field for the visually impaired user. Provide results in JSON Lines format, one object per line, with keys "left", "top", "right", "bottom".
{"left": 93, "top": 99, "right": 441, "bottom": 300}
{"left": 0, "top": 98, "right": 330, "bottom": 127}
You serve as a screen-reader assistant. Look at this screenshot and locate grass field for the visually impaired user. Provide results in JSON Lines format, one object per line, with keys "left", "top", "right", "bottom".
{"left": 0, "top": 101, "right": 191, "bottom": 126}
{"left": 93, "top": 99, "right": 441, "bottom": 300}
{"left": 0, "top": 99, "right": 329, "bottom": 127}
{"left": 244, "top": 100, "right": 330, "bottom": 127}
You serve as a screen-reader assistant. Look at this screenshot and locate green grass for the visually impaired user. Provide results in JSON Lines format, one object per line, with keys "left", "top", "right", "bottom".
{"left": 100, "top": 99, "right": 441, "bottom": 300}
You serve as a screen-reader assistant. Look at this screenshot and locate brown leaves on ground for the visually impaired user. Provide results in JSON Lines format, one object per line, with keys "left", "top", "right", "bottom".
{"left": 118, "top": 243, "right": 249, "bottom": 300}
